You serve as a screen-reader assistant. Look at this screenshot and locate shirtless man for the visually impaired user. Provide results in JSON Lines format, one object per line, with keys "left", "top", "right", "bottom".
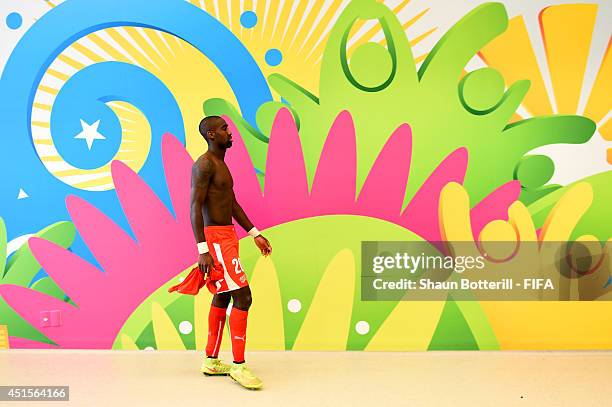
{"left": 190, "top": 115, "right": 271, "bottom": 390}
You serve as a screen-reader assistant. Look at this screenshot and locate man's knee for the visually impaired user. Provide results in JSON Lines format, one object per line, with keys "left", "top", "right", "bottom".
{"left": 242, "top": 293, "right": 253, "bottom": 309}
{"left": 235, "top": 294, "right": 252, "bottom": 310}
{"left": 232, "top": 287, "right": 252, "bottom": 310}
{"left": 212, "top": 292, "right": 231, "bottom": 308}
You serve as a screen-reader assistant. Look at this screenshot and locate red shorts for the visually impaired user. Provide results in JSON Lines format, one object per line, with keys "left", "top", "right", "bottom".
{"left": 204, "top": 225, "right": 249, "bottom": 294}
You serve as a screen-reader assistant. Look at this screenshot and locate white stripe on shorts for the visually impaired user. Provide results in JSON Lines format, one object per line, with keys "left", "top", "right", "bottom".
{"left": 213, "top": 243, "right": 240, "bottom": 291}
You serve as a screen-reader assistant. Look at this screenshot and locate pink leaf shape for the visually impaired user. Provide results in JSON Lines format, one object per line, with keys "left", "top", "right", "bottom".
{"left": 310, "top": 111, "right": 357, "bottom": 215}
{"left": 401, "top": 148, "right": 467, "bottom": 242}
{"left": 162, "top": 132, "right": 194, "bottom": 225}
{"left": 28, "top": 237, "right": 106, "bottom": 305}
{"left": 263, "top": 108, "right": 310, "bottom": 223}
{"left": 1, "top": 109, "right": 520, "bottom": 349}
{"left": 0, "top": 283, "right": 87, "bottom": 348}
{"left": 356, "top": 124, "right": 412, "bottom": 218}
{"left": 9, "top": 336, "right": 58, "bottom": 349}
{"left": 66, "top": 195, "right": 138, "bottom": 275}
{"left": 1, "top": 134, "right": 198, "bottom": 348}
{"left": 470, "top": 180, "right": 521, "bottom": 238}
{"left": 111, "top": 160, "right": 178, "bottom": 249}
{"left": 224, "top": 116, "right": 264, "bottom": 238}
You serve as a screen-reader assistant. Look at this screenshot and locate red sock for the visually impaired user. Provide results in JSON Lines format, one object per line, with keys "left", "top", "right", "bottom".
{"left": 229, "top": 308, "right": 248, "bottom": 363}
{"left": 205, "top": 305, "right": 227, "bottom": 358}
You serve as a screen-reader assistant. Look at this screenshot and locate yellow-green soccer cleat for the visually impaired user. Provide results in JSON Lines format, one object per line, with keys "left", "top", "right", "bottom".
{"left": 201, "top": 357, "right": 231, "bottom": 376}
{"left": 229, "top": 363, "right": 263, "bottom": 390}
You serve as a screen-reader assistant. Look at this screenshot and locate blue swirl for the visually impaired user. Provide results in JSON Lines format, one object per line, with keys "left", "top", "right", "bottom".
{"left": 0, "top": 0, "right": 271, "bottom": 267}
{"left": 51, "top": 62, "right": 181, "bottom": 169}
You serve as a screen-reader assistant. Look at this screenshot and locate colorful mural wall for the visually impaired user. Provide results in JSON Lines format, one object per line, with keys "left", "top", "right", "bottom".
{"left": 0, "top": 0, "right": 610, "bottom": 351}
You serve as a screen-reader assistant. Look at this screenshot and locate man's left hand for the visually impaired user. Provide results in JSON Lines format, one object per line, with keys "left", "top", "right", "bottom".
{"left": 254, "top": 235, "right": 272, "bottom": 256}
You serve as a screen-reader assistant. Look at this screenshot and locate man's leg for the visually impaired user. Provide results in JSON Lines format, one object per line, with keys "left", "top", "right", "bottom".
{"left": 201, "top": 292, "right": 231, "bottom": 375}
{"left": 206, "top": 292, "right": 231, "bottom": 358}
{"left": 227, "top": 285, "right": 262, "bottom": 389}
{"left": 229, "top": 286, "right": 252, "bottom": 364}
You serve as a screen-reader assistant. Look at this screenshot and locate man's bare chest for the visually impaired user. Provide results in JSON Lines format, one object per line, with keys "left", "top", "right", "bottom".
{"left": 210, "top": 165, "right": 234, "bottom": 191}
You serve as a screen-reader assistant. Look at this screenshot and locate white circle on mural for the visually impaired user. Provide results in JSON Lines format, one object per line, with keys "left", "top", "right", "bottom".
{"left": 144, "top": 346, "right": 155, "bottom": 351}
{"left": 287, "top": 299, "right": 301, "bottom": 313}
{"left": 178, "top": 277, "right": 185, "bottom": 283}
{"left": 355, "top": 321, "right": 370, "bottom": 335}
{"left": 179, "top": 321, "right": 193, "bottom": 335}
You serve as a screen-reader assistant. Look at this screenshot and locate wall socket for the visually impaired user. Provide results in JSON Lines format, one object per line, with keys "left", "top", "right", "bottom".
{"left": 40, "top": 310, "right": 62, "bottom": 327}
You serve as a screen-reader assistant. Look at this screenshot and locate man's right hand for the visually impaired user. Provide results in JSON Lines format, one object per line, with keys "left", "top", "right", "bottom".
{"left": 198, "top": 253, "right": 215, "bottom": 276}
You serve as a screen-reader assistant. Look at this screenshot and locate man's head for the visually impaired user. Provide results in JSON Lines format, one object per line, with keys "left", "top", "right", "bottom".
{"left": 199, "top": 116, "right": 233, "bottom": 149}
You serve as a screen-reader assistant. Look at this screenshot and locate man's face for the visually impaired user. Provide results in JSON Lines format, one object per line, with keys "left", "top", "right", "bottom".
{"left": 209, "top": 119, "right": 233, "bottom": 148}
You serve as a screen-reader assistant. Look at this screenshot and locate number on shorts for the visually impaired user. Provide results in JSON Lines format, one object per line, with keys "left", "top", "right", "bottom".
{"left": 232, "top": 258, "right": 244, "bottom": 274}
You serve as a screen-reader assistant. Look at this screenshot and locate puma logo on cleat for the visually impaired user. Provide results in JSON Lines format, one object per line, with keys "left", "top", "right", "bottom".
{"left": 233, "top": 335, "right": 245, "bottom": 341}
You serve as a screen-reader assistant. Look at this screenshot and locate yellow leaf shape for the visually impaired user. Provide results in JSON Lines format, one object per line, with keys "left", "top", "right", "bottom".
{"left": 508, "top": 201, "right": 537, "bottom": 242}
{"left": 478, "top": 220, "right": 517, "bottom": 259}
{"left": 481, "top": 301, "right": 612, "bottom": 350}
{"left": 439, "top": 181, "right": 610, "bottom": 348}
{"left": 151, "top": 302, "right": 186, "bottom": 350}
{"left": 439, "top": 182, "right": 473, "bottom": 242}
{"left": 246, "top": 257, "right": 285, "bottom": 350}
{"left": 540, "top": 182, "right": 593, "bottom": 242}
{"left": 293, "top": 249, "right": 354, "bottom": 350}
{"left": 365, "top": 302, "right": 445, "bottom": 351}
{"left": 572, "top": 236, "right": 612, "bottom": 301}
{"left": 120, "top": 333, "right": 138, "bottom": 350}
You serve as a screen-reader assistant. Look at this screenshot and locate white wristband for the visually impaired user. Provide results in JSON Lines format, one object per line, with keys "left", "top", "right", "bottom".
{"left": 197, "top": 242, "right": 209, "bottom": 254}
{"left": 248, "top": 227, "right": 261, "bottom": 237}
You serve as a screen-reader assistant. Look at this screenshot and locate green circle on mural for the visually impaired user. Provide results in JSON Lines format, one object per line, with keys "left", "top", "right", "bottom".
{"left": 349, "top": 42, "right": 393, "bottom": 89}
{"left": 515, "top": 155, "right": 555, "bottom": 189}
{"left": 459, "top": 68, "right": 505, "bottom": 113}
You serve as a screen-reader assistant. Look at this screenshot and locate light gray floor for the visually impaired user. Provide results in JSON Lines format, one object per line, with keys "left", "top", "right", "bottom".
{"left": 1, "top": 350, "right": 610, "bottom": 406}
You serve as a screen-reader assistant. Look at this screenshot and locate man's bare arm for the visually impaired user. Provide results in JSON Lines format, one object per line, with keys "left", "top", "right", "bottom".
{"left": 191, "top": 158, "right": 217, "bottom": 273}
{"left": 231, "top": 197, "right": 254, "bottom": 232}
{"left": 232, "top": 195, "right": 272, "bottom": 256}
{"left": 190, "top": 157, "right": 213, "bottom": 243}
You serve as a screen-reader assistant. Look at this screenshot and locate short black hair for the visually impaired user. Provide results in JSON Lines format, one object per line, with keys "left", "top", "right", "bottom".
{"left": 199, "top": 115, "right": 222, "bottom": 142}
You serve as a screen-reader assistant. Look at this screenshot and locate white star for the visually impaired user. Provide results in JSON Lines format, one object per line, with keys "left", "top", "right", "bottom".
{"left": 74, "top": 119, "right": 105, "bottom": 150}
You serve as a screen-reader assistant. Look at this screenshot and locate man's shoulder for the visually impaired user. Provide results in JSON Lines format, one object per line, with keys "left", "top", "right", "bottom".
{"left": 194, "top": 153, "right": 215, "bottom": 169}
{"left": 192, "top": 154, "right": 216, "bottom": 176}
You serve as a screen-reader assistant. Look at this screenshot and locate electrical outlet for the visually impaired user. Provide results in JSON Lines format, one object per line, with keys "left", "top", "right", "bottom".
{"left": 40, "top": 310, "right": 62, "bottom": 327}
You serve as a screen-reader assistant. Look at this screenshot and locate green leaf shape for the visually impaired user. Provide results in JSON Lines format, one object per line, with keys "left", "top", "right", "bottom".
{"left": 30, "top": 277, "right": 67, "bottom": 302}
{"left": 0, "top": 220, "right": 76, "bottom": 345}
{"left": 428, "top": 298, "right": 479, "bottom": 350}
{"left": 528, "top": 171, "right": 612, "bottom": 241}
{"left": 117, "top": 215, "right": 496, "bottom": 350}
{"left": 134, "top": 295, "right": 196, "bottom": 350}
{"left": 204, "top": 2, "right": 595, "bottom": 209}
